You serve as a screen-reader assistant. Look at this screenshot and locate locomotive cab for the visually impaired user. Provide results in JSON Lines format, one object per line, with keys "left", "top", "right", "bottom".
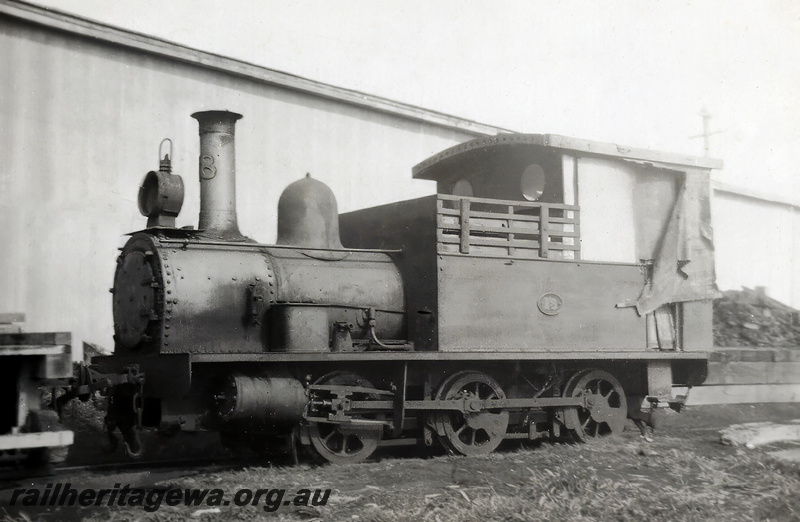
{"left": 341, "top": 133, "right": 719, "bottom": 410}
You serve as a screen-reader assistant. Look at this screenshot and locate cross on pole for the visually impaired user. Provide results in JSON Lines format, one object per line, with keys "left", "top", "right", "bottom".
{"left": 689, "top": 107, "right": 724, "bottom": 157}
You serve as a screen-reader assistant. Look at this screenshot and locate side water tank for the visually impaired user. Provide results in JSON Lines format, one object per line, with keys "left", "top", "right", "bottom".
{"left": 276, "top": 175, "right": 343, "bottom": 249}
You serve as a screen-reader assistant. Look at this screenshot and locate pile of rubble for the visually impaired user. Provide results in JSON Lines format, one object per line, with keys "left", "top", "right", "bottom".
{"left": 713, "top": 287, "right": 800, "bottom": 347}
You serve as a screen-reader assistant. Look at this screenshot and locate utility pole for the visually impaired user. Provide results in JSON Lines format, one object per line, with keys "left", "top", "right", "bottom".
{"left": 689, "top": 107, "right": 724, "bottom": 157}
{"left": 699, "top": 107, "right": 711, "bottom": 156}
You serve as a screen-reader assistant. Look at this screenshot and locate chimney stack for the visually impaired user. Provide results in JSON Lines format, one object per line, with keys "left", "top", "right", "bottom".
{"left": 191, "top": 110, "right": 244, "bottom": 240}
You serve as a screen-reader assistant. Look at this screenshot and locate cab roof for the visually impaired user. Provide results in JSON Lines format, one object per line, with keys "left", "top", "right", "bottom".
{"left": 413, "top": 133, "right": 723, "bottom": 181}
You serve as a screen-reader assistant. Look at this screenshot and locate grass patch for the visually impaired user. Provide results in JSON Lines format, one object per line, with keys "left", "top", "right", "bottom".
{"left": 17, "top": 432, "right": 794, "bottom": 521}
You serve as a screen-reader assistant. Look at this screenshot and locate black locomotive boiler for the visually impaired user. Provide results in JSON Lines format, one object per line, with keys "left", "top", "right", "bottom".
{"left": 96, "top": 110, "right": 719, "bottom": 463}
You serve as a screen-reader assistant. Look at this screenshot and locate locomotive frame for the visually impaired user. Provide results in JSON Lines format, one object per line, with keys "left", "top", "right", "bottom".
{"left": 92, "top": 110, "right": 720, "bottom": 463}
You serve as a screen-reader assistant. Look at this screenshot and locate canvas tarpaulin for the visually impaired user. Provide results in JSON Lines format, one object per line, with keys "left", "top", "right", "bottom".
{"left": 636, "top": 167, "right": 719, "bottom": 315}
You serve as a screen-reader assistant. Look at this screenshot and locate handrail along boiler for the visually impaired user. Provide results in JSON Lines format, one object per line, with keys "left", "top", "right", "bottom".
{"left": 95, "top": 110, "right": 720, "bottom": 461}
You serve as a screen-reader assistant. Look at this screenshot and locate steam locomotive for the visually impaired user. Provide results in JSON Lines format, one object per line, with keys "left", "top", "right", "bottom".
{"left": 95, "top": 110, "right": 718, "bottom": 463}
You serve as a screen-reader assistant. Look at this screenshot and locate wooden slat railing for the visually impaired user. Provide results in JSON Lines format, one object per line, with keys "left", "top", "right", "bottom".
{"left": 437, "top": 194, "right": 580, "bottom": 259}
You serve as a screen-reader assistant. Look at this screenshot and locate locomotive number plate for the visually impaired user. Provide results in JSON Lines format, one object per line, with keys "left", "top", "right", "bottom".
{"left": 537, "top": 293, "right": 562, "bottom": 316}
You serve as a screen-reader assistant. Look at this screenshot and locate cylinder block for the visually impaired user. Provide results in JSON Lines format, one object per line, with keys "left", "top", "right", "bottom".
{"left": 216, "top": 375, "right": 307, "bottom": 424}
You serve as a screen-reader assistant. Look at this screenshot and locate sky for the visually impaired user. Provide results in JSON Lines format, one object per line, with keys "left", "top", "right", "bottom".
{"left": 26, "top": 0, "right": 800, "bottom": 202}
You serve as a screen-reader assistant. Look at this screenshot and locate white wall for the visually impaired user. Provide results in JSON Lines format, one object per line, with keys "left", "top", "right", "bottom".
{"left": 712, "top": 192, "right": 799, "bottom": 308}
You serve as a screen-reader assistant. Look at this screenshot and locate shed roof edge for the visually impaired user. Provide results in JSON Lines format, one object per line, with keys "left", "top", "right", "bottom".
{"left": 0, "top": 0, "right": 511, "bottom": 137}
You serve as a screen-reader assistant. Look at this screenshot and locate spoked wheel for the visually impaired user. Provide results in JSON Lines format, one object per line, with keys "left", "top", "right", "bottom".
{"left": 433, "top": 371, "right": 509, "bottom": 456}
{"left": 562, "top": 369, "right": 627, "bottom": 442}
{"left": 307, "top": 372, "right": 384, "bottom": 464}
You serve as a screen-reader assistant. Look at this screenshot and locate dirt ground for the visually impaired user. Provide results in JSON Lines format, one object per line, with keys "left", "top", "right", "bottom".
{"left": 1, "top": 403, "right": 799, "bottom": 521}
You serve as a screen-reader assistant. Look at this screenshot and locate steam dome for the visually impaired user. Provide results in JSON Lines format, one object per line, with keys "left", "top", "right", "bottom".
{"left": 276, "top": 175, "right": 343, "bottom": 249}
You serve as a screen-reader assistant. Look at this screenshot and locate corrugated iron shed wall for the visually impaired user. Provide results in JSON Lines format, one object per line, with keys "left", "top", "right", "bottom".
{"left": 0, "top": 7, "right": 493, "bottom": 352}
{"left": 712, "top": 191, "right": 799, "bottom": 308}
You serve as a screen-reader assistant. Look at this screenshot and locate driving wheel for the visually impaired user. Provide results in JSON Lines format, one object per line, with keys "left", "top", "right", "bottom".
{"left": 433, "top": 371, "right": 509, "bottom": 456}
{"left": 562, "top": 369, "right": 627, "bottom": 442}
{"left": 307, "top": 372, "right": 384, "bottom": 464}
